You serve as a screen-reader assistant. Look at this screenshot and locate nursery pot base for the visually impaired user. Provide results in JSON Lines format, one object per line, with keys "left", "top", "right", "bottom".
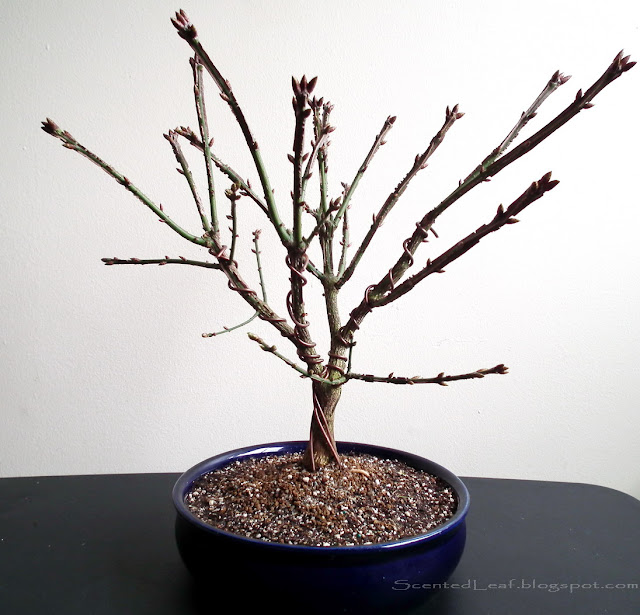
{"left": 173, "top": 441, "right": 470, "bottom": 615}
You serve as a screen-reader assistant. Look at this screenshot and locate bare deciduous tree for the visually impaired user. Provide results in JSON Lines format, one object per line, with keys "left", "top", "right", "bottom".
{"left": 42, "top": 10, "right": 634, "bottom": 470}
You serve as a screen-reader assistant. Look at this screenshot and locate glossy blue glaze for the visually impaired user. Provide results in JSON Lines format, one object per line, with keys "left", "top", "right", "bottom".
{"left": 173, "top": 441, "right": 469, "bottom": 614}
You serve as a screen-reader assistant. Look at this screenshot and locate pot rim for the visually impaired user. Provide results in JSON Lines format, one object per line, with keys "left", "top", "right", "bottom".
{"left": 172, "top": 440, "right": 470, "bottom": 553}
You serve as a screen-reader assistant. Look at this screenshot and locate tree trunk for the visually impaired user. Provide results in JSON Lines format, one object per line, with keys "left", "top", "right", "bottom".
{"left": 302, "top": 380, "right": 342, "bottom": 470}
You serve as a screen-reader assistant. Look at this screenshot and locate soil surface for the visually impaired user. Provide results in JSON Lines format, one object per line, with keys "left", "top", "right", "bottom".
{"left": 184, "top": 452, "right": 457, "bottom": 547}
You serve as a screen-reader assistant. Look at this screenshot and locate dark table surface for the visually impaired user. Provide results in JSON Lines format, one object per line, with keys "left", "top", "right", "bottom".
{"left": 1, "top": 472, "right": 638, "bottom": 614}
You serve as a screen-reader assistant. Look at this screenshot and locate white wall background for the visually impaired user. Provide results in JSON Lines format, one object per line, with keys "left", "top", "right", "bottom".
{"left": 2, "top": 0, "right": 639, "bottom": 498}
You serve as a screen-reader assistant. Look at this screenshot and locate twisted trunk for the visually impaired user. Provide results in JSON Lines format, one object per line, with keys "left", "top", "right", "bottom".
{"left": 302, "top": 380, "right": 342, "bottom": 470}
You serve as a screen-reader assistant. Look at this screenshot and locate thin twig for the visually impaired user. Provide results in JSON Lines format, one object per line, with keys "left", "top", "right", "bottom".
{"left": 338, "top": 105, "right": 464, "bottom": 288}
{"left": 337, "top": 201, "right": 350, "bottom": 278}
{"left": 303, "top": 201, "right": 339, "bottom": 249}
{"left": 340, "top": 172, "right": 559, "bottom": 342}
{"left": 171, "top": 10, "right": 292, "bottom": 246}
{"left": 174, "top": 126, "right": 270, "bottom": 218}
{"left": 347, "top": 364, "right": 508, "bottom": 385}
{"left": 41, "top": 120, "right": 207, "bottom": 247}
{"left": 101, "top": 257, "right": 221, "bottom": 269}
{"left": 376, "top": 172, "right": 559, "bottom": 306}
{"left": 338, "top": 51, "right": 635, "bottom": 344}
{"left": 191, "top": 55, "right": 219, "bottom": 235}
{"left": 247, "top": 333, "right": 345, "bottom": 386}
{"left": 225, "top": 184, "right": 241, "bottom": 265}
{"left": 300, "top": 132, "right": 329, "bottom": 206}
{"left": 203, "top": 230, "right": 267, "bottom": 337}
{"left": 332, "top": 115, "right": 396, "bottom": 229}
{"left": 164, "top": 129, "right": 210, "bottom": 233}
{"left": 494, "top": 70, "right": 571, "bottom": 160}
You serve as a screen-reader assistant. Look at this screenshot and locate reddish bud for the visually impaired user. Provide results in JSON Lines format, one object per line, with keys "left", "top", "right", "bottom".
{"left": 41, "top": 118, "right": 59, "bottom": 135}
{"left": 171, "top": 10, "right": 197, "bottom": 40}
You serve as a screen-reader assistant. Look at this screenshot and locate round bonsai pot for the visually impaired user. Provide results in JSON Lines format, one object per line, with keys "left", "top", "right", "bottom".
{"left": 173, "top": 441, "right": 469, "bottom": 614}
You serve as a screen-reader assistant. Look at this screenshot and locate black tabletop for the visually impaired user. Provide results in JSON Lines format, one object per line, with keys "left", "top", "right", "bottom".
{"left": 1, "top": 473, "right": 638, "bottom": 614}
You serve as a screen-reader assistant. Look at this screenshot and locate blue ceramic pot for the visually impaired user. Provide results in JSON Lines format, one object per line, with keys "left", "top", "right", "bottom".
{"left": 173, "top": 441, "right": 469, "bottom": 614}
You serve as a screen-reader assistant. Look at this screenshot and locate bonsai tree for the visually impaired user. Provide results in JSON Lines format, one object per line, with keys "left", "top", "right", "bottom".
{"left": 42, "top": 10, "right": 634, "bottom": 471}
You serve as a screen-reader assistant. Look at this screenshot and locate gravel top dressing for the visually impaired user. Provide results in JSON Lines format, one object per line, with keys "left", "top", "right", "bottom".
{"left": 184, "top": 452, "right": 457, "bottom": 547}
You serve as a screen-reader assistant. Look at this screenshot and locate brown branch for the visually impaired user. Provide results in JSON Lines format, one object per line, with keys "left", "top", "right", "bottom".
{"left": 286, "top": 251, "right": 323, "bottom": 369}
{"left": 337, "top": 105, "right": 464, "bottom": 288}
{"left": 202, "top": 229, "right": 265, "bottom": 338}
{"left": 102, "top": 256, "right": 221, "bottom": 269}
{"left": 492, "top": 69, "right": 571, "bottom": 160}
{"left": 215, "top": 253, "right": 299, "bottom": 346}
{"left": 340, "top": 172, "right": 559, "bottom": 342}
{"left": 338, "top": 51, "right": 634, "bottom": 344}
{"left": 332, "top": 115, "right": 396, "bottom": 229}
{"left": 472, "top": 51, "right": 634, "bottom": 183}
{"left": 291, "top": 76, "right": 316, "bottom": 247}
{"left": 347, "top": 363, "right": 508, "bottom": 385}
{"left": 303, "top": 197, "right": 341, "bottom": 249}
{"left": 377, "top": 172, "right": 559, "bottom": 306}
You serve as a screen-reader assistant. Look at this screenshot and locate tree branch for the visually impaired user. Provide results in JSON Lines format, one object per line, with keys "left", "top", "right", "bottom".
{"left": 225, "top": 184, "right": 241, "bottom": 265}
{"left": 337, "top": 201, "right": 350, "bottom": 278}
{"left": 337, "top": 51, "right": 634, "bottom": 345}
{"left": 347, "top": 363, "right": 508, "bottom": 385}
{"left": 332, "top": 114, "right": 396, "bottom": 229}
{"left": 248, "top": 333, "right": 344, "bottom": 386}
{"left": 164, "top": 129, "right": 211, "bottom": 233}
{"left": 337, "top": 105, "right": 464, "bottom": 288}
{"left": 191, "top": 55, "right": 219, "bottom": 235}
{"left": 102, "top": 256, "right": 221, "bottom": 269}
{"left": 291, "top": 76, "right": 316, "bottom": 247}
{"left": 340, "top": 172, "right": 559, "bottom": 344}
{"left": 303, "top": 199, "right": 340, "bottom": 249}
{"left": 203, "top": 229, "right": 266, "bottom": 337}
{"left": 41, "top": 120, "right": 208, "bottom": 247}
{"left": 492, "top": 70, "right": 571, "bottom": 161}
{"left": 171, "top": 10, "right": 292, "bottom": 246}
{"left": 174, "top": 126, "right": 270, "bottom": 218}
{"left": 463, "top": 51, "right": 634, "bottom": 188}
{"left": 376, "top": 172, "right": 559, "bottom": 307}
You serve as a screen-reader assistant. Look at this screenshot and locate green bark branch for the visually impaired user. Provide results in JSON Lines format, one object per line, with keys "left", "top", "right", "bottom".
{"left": 202, "top": 230, "right": 266, "bottom": 338}
{"left": 164, "top": 129, "right": 211, "bottom": 233}
{"left": 248, "top": 333, "right": 345, "bottom": 386}
{"left": 171, "top": 10, "right": 292, "bottom": 246}
{"left": 41, "top": 120, "right": 208, "bottom": 247}
{"left": 174, "top": 126, "right": 271, "bottom": 218}
{"left": 191, "top": 56, "right": 219, "bottom": 235}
